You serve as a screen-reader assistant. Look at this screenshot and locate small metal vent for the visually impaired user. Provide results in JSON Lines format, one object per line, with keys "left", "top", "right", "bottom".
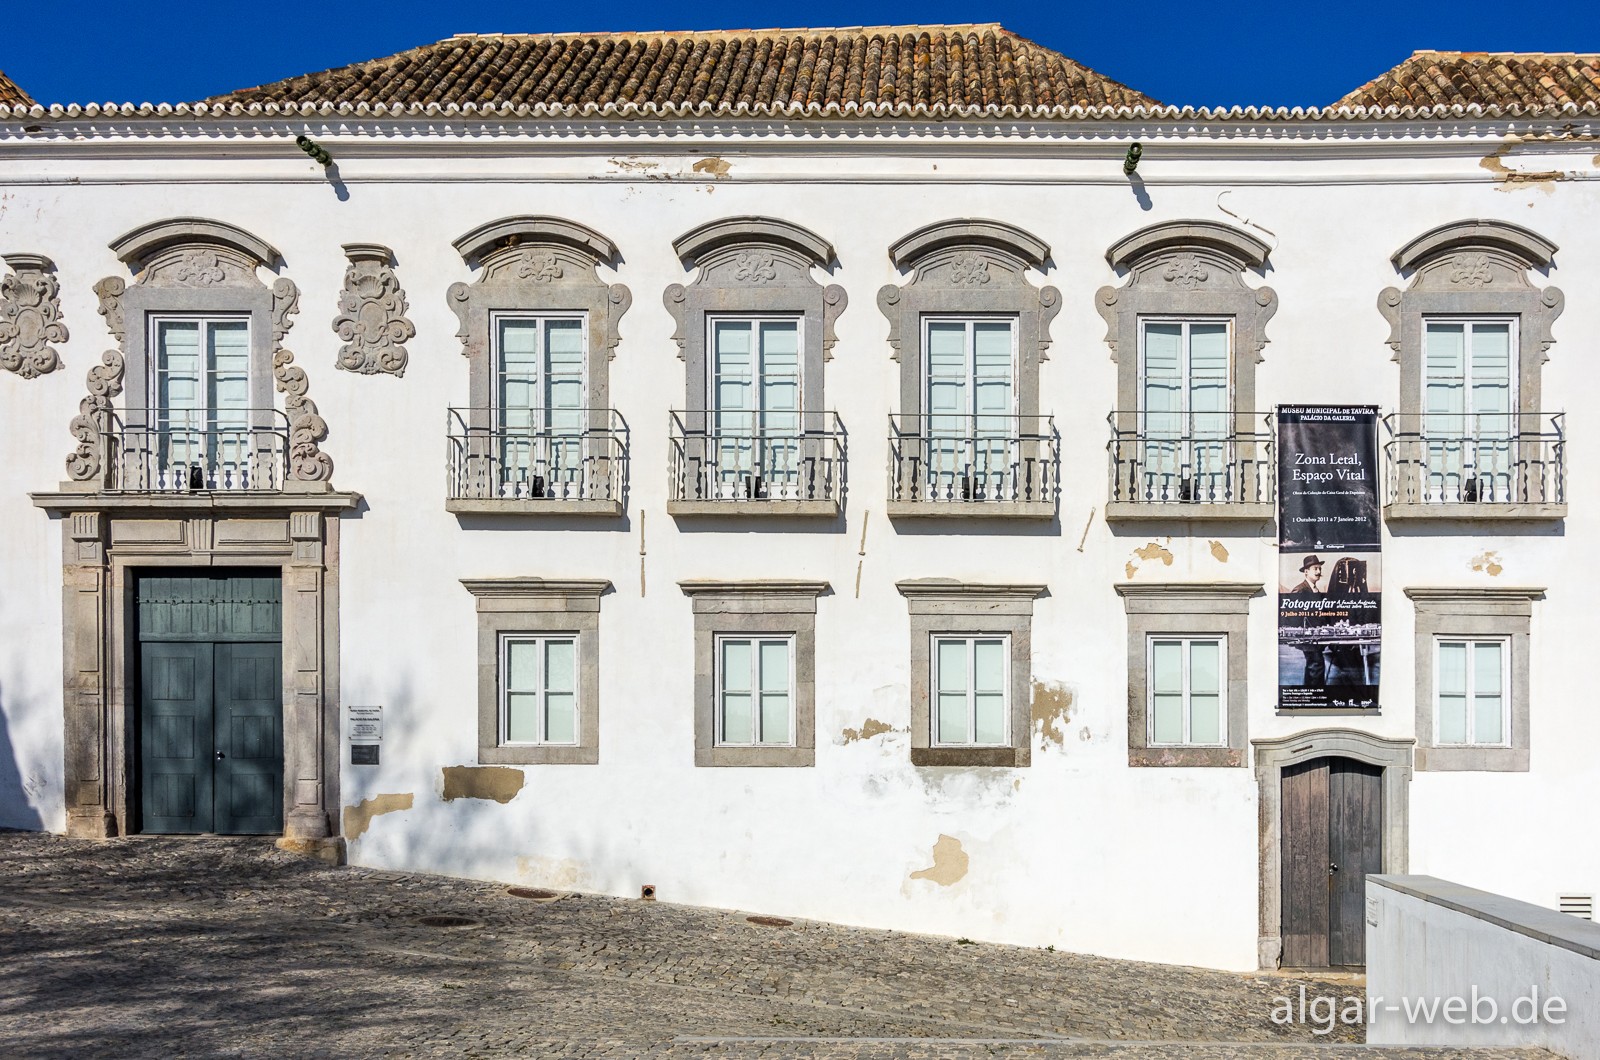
{"left": 1558, "top": 895, "right": 1593, "bottom": 920}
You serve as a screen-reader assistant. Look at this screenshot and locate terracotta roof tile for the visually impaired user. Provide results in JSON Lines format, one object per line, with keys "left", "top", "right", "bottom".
{"left": 1335, "top": 51, "right": 1600, "bottom": 110}
{"left": 208, "top": 24, "right": 1159, "bottom": 114}
{"left": 0, "top": 71, "right": 33, "bottom": 108}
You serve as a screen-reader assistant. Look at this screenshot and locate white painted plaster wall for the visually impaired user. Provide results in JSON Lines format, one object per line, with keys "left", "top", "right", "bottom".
{"left": 1367, "top": 877, "right": 1600, "bottom": 1056}
{"left": 1, "top": 122, "right": 1598, "bottom": 968}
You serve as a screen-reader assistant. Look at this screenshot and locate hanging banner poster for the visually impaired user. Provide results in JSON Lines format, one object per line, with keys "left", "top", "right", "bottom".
{"left": 1276, "top": 406, "right": 1382, "bottom": 710}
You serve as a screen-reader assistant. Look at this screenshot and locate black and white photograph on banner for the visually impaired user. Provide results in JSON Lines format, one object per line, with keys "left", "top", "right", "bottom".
{"left": 1277, "top": 549, "right": 1382, "bottom": 709}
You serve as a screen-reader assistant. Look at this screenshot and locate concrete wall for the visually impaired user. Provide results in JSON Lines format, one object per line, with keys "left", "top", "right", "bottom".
{"left": 1367, "top": 875, "right": 1600, "bottom": 1056}
{"left": 2, "top": 117, "right": 1599, "bottom": 969}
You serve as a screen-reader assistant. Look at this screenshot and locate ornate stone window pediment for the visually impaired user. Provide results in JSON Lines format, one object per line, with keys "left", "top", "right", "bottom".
{"left": 0, "top": 253, "right": 68, "bottom": 379}
{"left": 68, "top": 217, "right": 333, "bottom": 489}
{"left": 333, "top": 243, "right": 416, "bottom": 377}
{"left": 445, "top": 216, "right": 632, "bottom": 513}
{"left": 1378, "top": 220, "right": 1565, "bottom": 518}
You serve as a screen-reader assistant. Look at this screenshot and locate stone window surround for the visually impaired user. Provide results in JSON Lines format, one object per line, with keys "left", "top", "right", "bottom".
{"left": 1251, "top": 728, "right": 1413, "bottom": 970}
{"left": 1115, "top": 581, "right": 1261, "bottom": 767}
{"left": 897, "top": 579, "right": 1045, "bottom": 767}
{"left": 1377, "top": 219, "right": 1565, "bottom": 520}
{"left": 66, "top": 216, "right": 336, "bottom": 489}
{"left": 664, "top": 217, "right": 847, "bottom": 517}
{"left": 446, "top": 215, "right": 633, "bottom": 516}
{"left": 1405, "top": 586, "right": 1541, "bottom": 772}
{"left": 1095, "top": 220, "right": 1278, "bottom": 522}
{"left": 461, "top": 578, "right": 610, "bottom": 766}
{"left": 680, "top": 579, "right": 827, "bottom": 767}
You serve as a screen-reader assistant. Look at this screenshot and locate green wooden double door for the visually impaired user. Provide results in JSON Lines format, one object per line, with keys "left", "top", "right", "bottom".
{"left": 137, "top": 572, "right": 284, "bottom": 835}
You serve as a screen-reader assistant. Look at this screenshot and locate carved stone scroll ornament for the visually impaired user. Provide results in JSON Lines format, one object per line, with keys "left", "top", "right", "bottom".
{"left": 64, "top": 277, "right": 130, "bottom": 480}
{"left": 272, "top": 278, "right": 333, "bottom": 481}
{"left": 0, "top": 254, "right": 68, "bottom": 378}
{"left": 332, "top": 243, "right": 416, "bottom": 377}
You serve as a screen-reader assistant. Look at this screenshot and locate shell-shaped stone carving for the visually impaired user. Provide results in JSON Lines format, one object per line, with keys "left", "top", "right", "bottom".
{"left": 333, "top": 246, "right": 416, "bottom": 377}
{"left": 0, "top": 255, "right": 68, "bottom": 378}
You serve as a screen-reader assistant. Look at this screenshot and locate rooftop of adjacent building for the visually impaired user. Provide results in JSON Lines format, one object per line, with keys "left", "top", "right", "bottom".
{"left": 0, "top": 70, "right": 33, "bottom": 108}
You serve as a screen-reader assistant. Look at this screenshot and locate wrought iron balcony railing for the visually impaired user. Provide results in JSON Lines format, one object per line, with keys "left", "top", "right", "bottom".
{"left": 668, "top": 411, "right": 845, "bottom": 511}
{"left": 888, "top": 413, "right": 1059, "bottom": 514}
{"left": 99, "top": 408, "right": 291, "bottom": 493}
{"left": 1383, "top": 412, "right": 1565, "bottom": 511}
{"left": 1107, "top": 412, "right": 1276, "bottom": 512}
{"left": 446, "top": 408, "right": 628, "bottom": 509}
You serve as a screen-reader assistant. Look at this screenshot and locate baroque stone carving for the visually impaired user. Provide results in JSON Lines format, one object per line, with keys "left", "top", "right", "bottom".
{"left": 949, "top": 254, "right": 992, "bottom": 287}
{"left": 170, "top": 250, "right": 229, "bottom": 287}
{"left": 332, "top": 244, "right": 416, "bottom": 377}
{"left": 272, "top": 277, "right": 333, "bottom": 481}
{"left": 1161, "top": 254, "right": 1211, "bottom": 289}
{"left": 65, "top": 351, "right": 126, "bottom": 481}
{"left": 0, "top": 254, "right": 68, "bottom": 378}
{"left": 515, "top": 249, "right": 563, "bottom": 283}
{"left": 732, "top": 251, "right": 780, "bottom": 284}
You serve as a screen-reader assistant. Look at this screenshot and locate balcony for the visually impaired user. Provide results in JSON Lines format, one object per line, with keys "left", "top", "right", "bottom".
{"left": 101, "top": 408, "right": 292, "bottom": 493}
{"left": 887, "top": 414, "right": 1059, "bottom": 519}
{"left": 1383, "top": 412, "right": 1566, "bottom": 520}
{"left": 668, "top": 412, "right": 845, "bottom": 516}
{"left": 446, "top": 408, "right": 628, "bottom": 516}
{"left": 1106, "top": 412, "right": 1276, "bottom": 521}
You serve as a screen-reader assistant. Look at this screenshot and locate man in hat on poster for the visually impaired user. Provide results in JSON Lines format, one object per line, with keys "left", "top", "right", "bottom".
{"left": 1288, "top": 554, "right": 1328, "bottom": 687}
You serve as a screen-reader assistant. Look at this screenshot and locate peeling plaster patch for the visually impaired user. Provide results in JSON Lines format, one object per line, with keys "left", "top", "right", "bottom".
{"left": 515, "top": 855, "right": 590, "bottom": 891}
{"left": 1470, "top": 550, "right": 1504, "bottom": 577}
{"left": 1031, "top": 680, "right": 1074, "bottom": 746}
{"left": 1480, "top": 138, "right": 1564, "bottom": 194}
{"left": 1209, "top": 540, "right": 1230, "bottom": 563}
{"left": 909, "top": 835, "right": 968, "bottom": 887}
{"left": 1124, "top": 561, "right": 1138, "bottom": 579}
{"left": 441, "top": 765, "right": 524, "bottom": 804}
{"left": 841, "top": 718, "right": 897, "bottom": 743}
{"left": 693, "top": 157, "right": 731, "bottom": 179}
{"left": 1135, "top": 542, "right": 1175, "bottom": 565}
{"left": 343, "top": 793, "right": 413, "bottom": 841}
{"left": 608, "top": 157, "right": 659, "bottom": 172}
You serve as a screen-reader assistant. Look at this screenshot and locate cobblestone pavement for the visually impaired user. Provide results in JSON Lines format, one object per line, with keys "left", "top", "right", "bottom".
{"left": 0, "top": 832, "right": 1554, "bottom": 1059}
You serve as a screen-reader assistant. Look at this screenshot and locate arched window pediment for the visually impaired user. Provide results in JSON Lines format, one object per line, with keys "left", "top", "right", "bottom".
{"left": 110, "top": 217, "right": 280, "bottom": 278}
{"left": 1390, "top": 220, "right": 1557, "bottom": 276}
{"left": 452, "top": 215, "right": 620, "bottom": 272}
{"left": 887, "top": 219, "right": 1049, "bottom": 274}
{"left": 673, "top": 216, "right": 834, "bottom": 273}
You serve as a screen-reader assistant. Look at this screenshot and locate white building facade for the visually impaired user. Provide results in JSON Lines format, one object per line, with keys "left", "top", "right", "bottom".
{"left": 1, "top": 29, "right": 1596, "bottom": 971}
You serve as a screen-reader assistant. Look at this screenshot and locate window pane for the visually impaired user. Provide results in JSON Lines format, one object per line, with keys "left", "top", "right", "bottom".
{"left": 1189, "top": 640, "right": 1221, "bottom": 696}
{"left": 1189, "top": 693, "right": 1222, "bottom": 745}
{"left": 208, "top": 321, "right": 251, "bottom": 417}
{"left": 937, "top": 692, "right": 969, "bottom": 744}
{"left": 1473, "top": 642, "right": 1505, "bottom": 745}
{"left": 720, "top": 640, "right": 752, "bottom": 693}
{"left": 713, "top": 321, "right": 753, "bottom": 416}
{"left": 545, "top": 639, "right": 576, "bottom": 695}
{"left": 926, "top": 322, "right": 968, "bottom": 417}
{"left": 1437, "top": 641, "right": 1468, "bottom": 696}
{"left": 1150, "top": 641, "right": 1183, "bottom": 694}
{"left": 972, "top": 322, "right": 1014, "bottom": 417}
{"left": 759, "top": 641, "right": 790, "bottom": 693}
{"left": 935, "top": 639, "right": 967, "bottom": 694}
{"left": 1151, "top": 693, "right": 1184, "bottom": 744}
{"left": 973, "top": 639, "right": 1005, "bottom": 694}
{"left": 506, "top": 640, "right": 539, "bottom": 693}
{"left": 545, "top": 693, "right": 577, "bottom": 744}
{"left": 1438, "top": 695, "right": 1468, "bottom": 744}
{"left": 505, "top": 692, "right": 539, "bottom": 743}
{"left": 721, "top": 693, "right": 754, "bottom": 744}
{"left": 157, "top": 321, "right": 202, "bottom": 414}
{"left": 973, "top": 693, "right": 1006, "bottom": 745}
{"left": 1424, "top": 322, "right": 1466, "bottom": 417}
{"left": 759, "top": 693, "right": 790, "bottom": 744}
{"left": 1187, "top": 323, "right": 1230, "bottom": 429}
{"left": 1470, "top": 323, "right": 1512, "bottom": 417}
{"left": 1141, "top": 322, "right": 1183, "bottom": 425}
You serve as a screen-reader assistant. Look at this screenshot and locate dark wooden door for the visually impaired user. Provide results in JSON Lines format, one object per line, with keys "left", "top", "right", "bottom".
{"left": 1281, "top": 756, "right": 1383, "bottom": 968}
{"left": 136, "top": 573, "right": 283, "bottom": 835}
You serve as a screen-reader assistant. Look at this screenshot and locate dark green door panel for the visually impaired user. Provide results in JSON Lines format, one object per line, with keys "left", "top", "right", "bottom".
{"left": 140, "top": 642, "right": 215, "bottom": 834}
{"left": 136, "top": 572, "right": 284, "bottom": 836}
{"left": 213, "top": 642, "right": 284, "bottom": 834}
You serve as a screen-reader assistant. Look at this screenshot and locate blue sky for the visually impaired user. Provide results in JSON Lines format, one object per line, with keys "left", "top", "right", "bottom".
{"left": 4, "top": 1, "right": 1597, "bottom": 108}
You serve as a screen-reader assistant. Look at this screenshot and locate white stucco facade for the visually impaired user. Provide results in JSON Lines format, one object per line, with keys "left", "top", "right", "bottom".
{"left": 2, "top": 110, "right": 1597, "bottom": 971}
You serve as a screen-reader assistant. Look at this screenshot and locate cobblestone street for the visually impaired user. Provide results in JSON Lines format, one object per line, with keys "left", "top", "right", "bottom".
{"left": 0, "top": 832, "right": 1554, "bottom": 1058}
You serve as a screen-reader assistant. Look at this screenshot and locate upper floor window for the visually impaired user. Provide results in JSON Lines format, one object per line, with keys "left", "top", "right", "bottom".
{"left": 879, "top": 219, "right": 1060, "bottom": 518}
{"left": 71, "top": 217, "right": 332, "bottom": 493}
{"left": 665, "top": 217, "right": 846, "bottom": 514}
{"left": 1379, "top": 220, "right": 1564, "bottom": 519}
{"left": 1097, "top": 220, "right": 1276, "bottom": 518}
{"left": 447, "top": 216, "right": 631, "bottom": 515}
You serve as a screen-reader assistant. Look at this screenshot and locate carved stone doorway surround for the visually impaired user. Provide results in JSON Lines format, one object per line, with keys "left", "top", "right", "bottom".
{"left": 31, "top": 493, "right": 356, "bottom": 859}
{"left": 1251, "top": 728, "right": 1414, "bottom": 969}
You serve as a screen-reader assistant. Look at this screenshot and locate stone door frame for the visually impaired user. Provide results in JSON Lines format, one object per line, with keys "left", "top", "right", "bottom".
{"left": 1252, "top": 728, "right": 1413, "bottom": 969}
{"left": 35, "top": 494, "right": 355, "bottom": 856}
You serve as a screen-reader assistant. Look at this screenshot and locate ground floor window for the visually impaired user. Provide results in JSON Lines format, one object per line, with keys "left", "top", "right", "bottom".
{"left": 1148, "top": 635, "right": 1226, "bottom": 747}
{"left": 932, "top": 635, "right": 1009, "bottom": 746}
{"left": 716, "top": 635, "right": 795, "bottom": 746}
{"left": 500, "top": 634, "right": 579, "bottom": 746}
{"left": 1434, "top": 637, "right": 1509, "bottom": 747}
